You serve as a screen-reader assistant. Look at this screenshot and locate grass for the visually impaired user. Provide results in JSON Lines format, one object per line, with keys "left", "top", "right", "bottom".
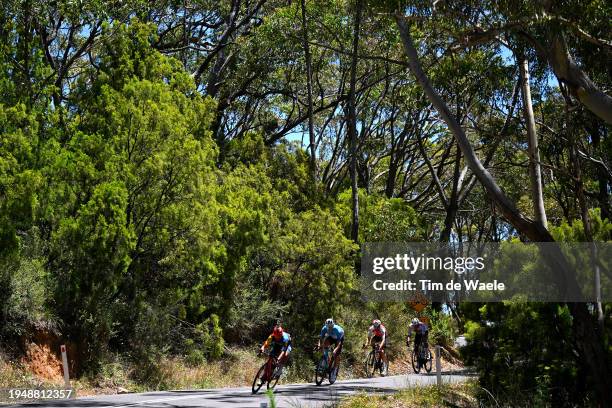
{"left": 0, "top": 353, "right": 64, "bottom": 404}
{"left": 2, "top": 344, "right": 468, "bottom": 403}
{"left": 74, "top": 346, "right": 316, "bottom": 395}
{"left": 1, "top": 345, "right": 317, "bottom": 397}
{"left": 338, "top": 381, "right": 479, "bottom": 408}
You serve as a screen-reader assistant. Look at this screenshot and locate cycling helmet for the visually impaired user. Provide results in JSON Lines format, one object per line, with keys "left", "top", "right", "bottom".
{"left": 372, "top": 319, "right": 381, "bottom": 327}
{"left": 273, "top": 325, "right": 284, "bottom": 339}
{"left": 325, "top": 318, "right": 334, "bottom": 327}
{"left": 411, "top": 318, "right": 420, "bottom": 325}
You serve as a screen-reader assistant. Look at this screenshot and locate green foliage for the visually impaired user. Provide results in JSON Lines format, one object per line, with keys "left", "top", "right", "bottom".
{"left": 336, "top": 191, "right": 423, "bottom": 242}
{"left": 424, "top": 308, "right": 457, "bottom": 349}
{"left": 0, "top": 2, "right": 609, "bottom": 403}
{"left": 551, "top": 209, "right": 612, "bottom": 242}
{"left": 460, "top": 301, "right": 599, "bottom": 406}
{"left": 0, "top": 228, "right": 56, "bottom": 339}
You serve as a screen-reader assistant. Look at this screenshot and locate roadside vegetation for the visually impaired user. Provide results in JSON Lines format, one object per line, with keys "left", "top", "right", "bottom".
{"left": 339, "top": 382, "right": 480, "bottom": 408}
{"left": 0, "top": 1, "right": 609, "bottom": 406}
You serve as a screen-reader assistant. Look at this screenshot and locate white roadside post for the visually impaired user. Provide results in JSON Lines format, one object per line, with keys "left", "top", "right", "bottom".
{"left": 60, "top": 345, "right": 71, "bottom": 389}
{"left": 435, "top": 345, "right": 442, "bottom": 387}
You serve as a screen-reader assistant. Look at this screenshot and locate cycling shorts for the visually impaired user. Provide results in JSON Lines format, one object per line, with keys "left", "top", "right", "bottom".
{"left": 271, "top": 343, "right": 291, "bottom": 357}
{"left": 324, "top": 335, "right": 344, "bottom": 353}
{"left": 372, "top": 335, "right": 387, "bottom": 347}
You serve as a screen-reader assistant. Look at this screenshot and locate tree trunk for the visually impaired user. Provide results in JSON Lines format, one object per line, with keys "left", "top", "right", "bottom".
{"left": 567, "top": 109, "right": 604, "bottom": 329}
{"left": 547, "top": 34, "right": 612, "bottom": 125}
{"left": 396, "top": 16, "right": 548, "bottom": 242}
{"left": 590, "top": 124, "right": 611, "bottom": 221}
{"left": 395, "top": 15, "right": 611, "bottom": 403}
{"left": 300, "top": 0, "right": 317, "bottom": 179}
{"left": 519, "top": 55, "right": 547, "bottom": 227}
{"left": 440, "top": 144, "right": 461, "bottom": 243}
{"left": 347, "top": 0, "right": 362, "bottom": 243}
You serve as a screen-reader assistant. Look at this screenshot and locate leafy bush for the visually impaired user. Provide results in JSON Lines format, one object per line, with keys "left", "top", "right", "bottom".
{"left": 426, "top": 309, "right": 457, "bottom": 349}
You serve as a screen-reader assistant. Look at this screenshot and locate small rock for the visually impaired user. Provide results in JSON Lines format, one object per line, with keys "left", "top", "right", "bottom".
{"left": 116, "top": 387, "right": 129, "bottom": 394}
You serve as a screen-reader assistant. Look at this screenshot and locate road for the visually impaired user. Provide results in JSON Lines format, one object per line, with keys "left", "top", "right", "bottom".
{"left": 12, "top": 372, "right": 472, "bottom": 408}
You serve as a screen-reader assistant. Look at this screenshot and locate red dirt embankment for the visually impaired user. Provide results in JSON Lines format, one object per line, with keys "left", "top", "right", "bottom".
{"left": 19, "top": 331, "right": 78, "bottom": 384}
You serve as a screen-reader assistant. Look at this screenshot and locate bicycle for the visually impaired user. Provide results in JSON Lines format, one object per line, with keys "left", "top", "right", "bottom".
{"left": 410, "top": 340, "right": 432, "bottom": 374}
{"left": 364, "top": 342, "right": 388, "bottom": 378}
{"left": 314, "top": 344, "right": 340, "bottom": 385}
{"left": 252, "top": 350, "right": 282, "bottom": 394}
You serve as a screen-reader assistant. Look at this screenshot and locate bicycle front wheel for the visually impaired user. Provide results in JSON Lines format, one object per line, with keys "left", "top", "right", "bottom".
{"left": 329, "top": 358, "right": 340, "bottom": 384}
{"left": 252, "top": 364, "right": 266, "bottom": 394}
{"left": 315, "top": 357, "right": 327, "bottom": 385}
{"left": 365, "top": 351, "right": 376, "bottom": 378}
{"left": 411, "top": 348, "right": 420, "bottom": 374}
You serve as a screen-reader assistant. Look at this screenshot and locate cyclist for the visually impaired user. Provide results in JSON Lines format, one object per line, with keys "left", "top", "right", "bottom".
{"left": 407, "top": 317, "right": 429, "bottom": 352}
{"left": 260, "top": 325, "right": 292, "bottom": 376}
{"left": 365, "top": 319, "right": 388, "bottom": 375}
{"left": 317, "top": 318, "right": 344, "bottom": 371}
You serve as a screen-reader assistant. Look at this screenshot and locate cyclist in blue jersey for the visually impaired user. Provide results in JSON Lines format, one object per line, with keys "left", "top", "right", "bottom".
{"left": 317, "top": 318, "right": 344, "bottom": 370}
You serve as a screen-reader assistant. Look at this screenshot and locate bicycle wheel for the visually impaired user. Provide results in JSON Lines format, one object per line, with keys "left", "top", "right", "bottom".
{"left": 365, "top": 350, "right": 376, "bottom": 378}
{"left": 329, "top": 357, "right": 340, "bottom": 384}
{"left": 267, "top": 366, "right": 280, "bottom": 390}
{"left": 411, "top": 348, "right": 420, "bottom": 373}
{"left": 252, "top": 364, "right": 266, "bottom": 394}
{"left": 315, "top": 357, "right": 327, "bottom": 385}
{"left": 380, "top": 358, "right": 388, "bottom": 376}
{"left": 424, "top": 348, "right": 433, "bottom": 373}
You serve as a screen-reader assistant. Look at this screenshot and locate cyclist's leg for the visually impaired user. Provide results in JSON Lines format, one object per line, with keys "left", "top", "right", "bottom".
{"left": 414, "top": 332, "right": 422, "bottom": 353}
{"left": 279, "top": 345, "right": 291, "bottom": 366}
{"left": 380, "top": 337, "right": 389, "bottom": 365}
{"left": 322, "top": 336, "right": 332, "bottom": 364}
{"left": 373, "top": 336, "right": 384, "bottom": 360}
{"left": 333, "top": 338, "right": 343, "bottom": 369}
{"left": 270, "top": 345, "right": 282, "bottom": 373}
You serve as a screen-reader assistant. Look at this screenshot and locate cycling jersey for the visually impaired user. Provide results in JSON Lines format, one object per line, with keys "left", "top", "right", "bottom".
{"left": 320, "top": 324, "right": 344, "bottom": 341}
{"left": 368, "top": 324, "right": 387, "bottom": 339}
{"left": 264, "top": 332, "right": 292, "bottom": 353}
{"left": 408, "top": 322, "right": 428, "bottom": 336}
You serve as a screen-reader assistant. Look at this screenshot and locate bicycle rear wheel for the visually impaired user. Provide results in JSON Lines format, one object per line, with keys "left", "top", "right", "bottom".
{"left": 380, "top": 358, "right": 388, "bottom": 376}
{"left": 424, "top": 348, "right": 433, "bottom": 373}
{"left": 252, "top": 364, "right": 266, "bottom": 394}
{"left": 267, "top": 367, "right": 280, "bottom": 390}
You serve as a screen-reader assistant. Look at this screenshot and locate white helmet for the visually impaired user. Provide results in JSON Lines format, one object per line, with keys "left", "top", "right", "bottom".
{"left": 325, "top": 318, "right": 334, "bottom": 326}
{"left": 372, "top": 319, "right": 381, "bottom": 327}
{"left": 411, "top": 318, "right": 420, "bottom": 325}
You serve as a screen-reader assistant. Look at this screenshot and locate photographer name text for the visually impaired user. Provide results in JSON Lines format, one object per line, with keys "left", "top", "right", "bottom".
{"left": 371, "top": 279, "right": 505, "bottom": 291}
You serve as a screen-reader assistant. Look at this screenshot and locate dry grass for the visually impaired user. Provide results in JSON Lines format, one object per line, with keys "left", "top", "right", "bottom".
{"left": 339, "top": 381, "right": 479, "bottom": 408}
{"left": 75, "top": 346, "right": 310, "bottom": 395}
{"left": 3, "top": 345, "right": 465, "bottom": 399}
{"left": 0, "top": 352, "right": 65, "bottom": 404}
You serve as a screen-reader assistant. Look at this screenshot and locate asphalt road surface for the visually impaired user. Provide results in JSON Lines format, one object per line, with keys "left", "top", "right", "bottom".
{"left": 10, "top": 371, "right": 471, "bottom": 408}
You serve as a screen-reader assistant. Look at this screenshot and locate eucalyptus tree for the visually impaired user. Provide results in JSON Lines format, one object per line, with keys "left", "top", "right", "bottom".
{"left": 378, "top": 1, "right": 611, "bottom": 402}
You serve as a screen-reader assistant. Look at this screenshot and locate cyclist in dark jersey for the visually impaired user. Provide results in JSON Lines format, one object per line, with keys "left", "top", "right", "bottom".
{"left": 407, "top": 317, "right": 429, "bottom": 350}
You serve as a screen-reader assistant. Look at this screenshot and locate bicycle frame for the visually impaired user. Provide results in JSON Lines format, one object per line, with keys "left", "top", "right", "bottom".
{"left": 372, "top": 343, "right": 381, "bottom": 365}
{"left": 262, "top": 352, "right": 277, "bottom": 381}
{"left": 323, "top": 344, "right": 334, "bottom": 369}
